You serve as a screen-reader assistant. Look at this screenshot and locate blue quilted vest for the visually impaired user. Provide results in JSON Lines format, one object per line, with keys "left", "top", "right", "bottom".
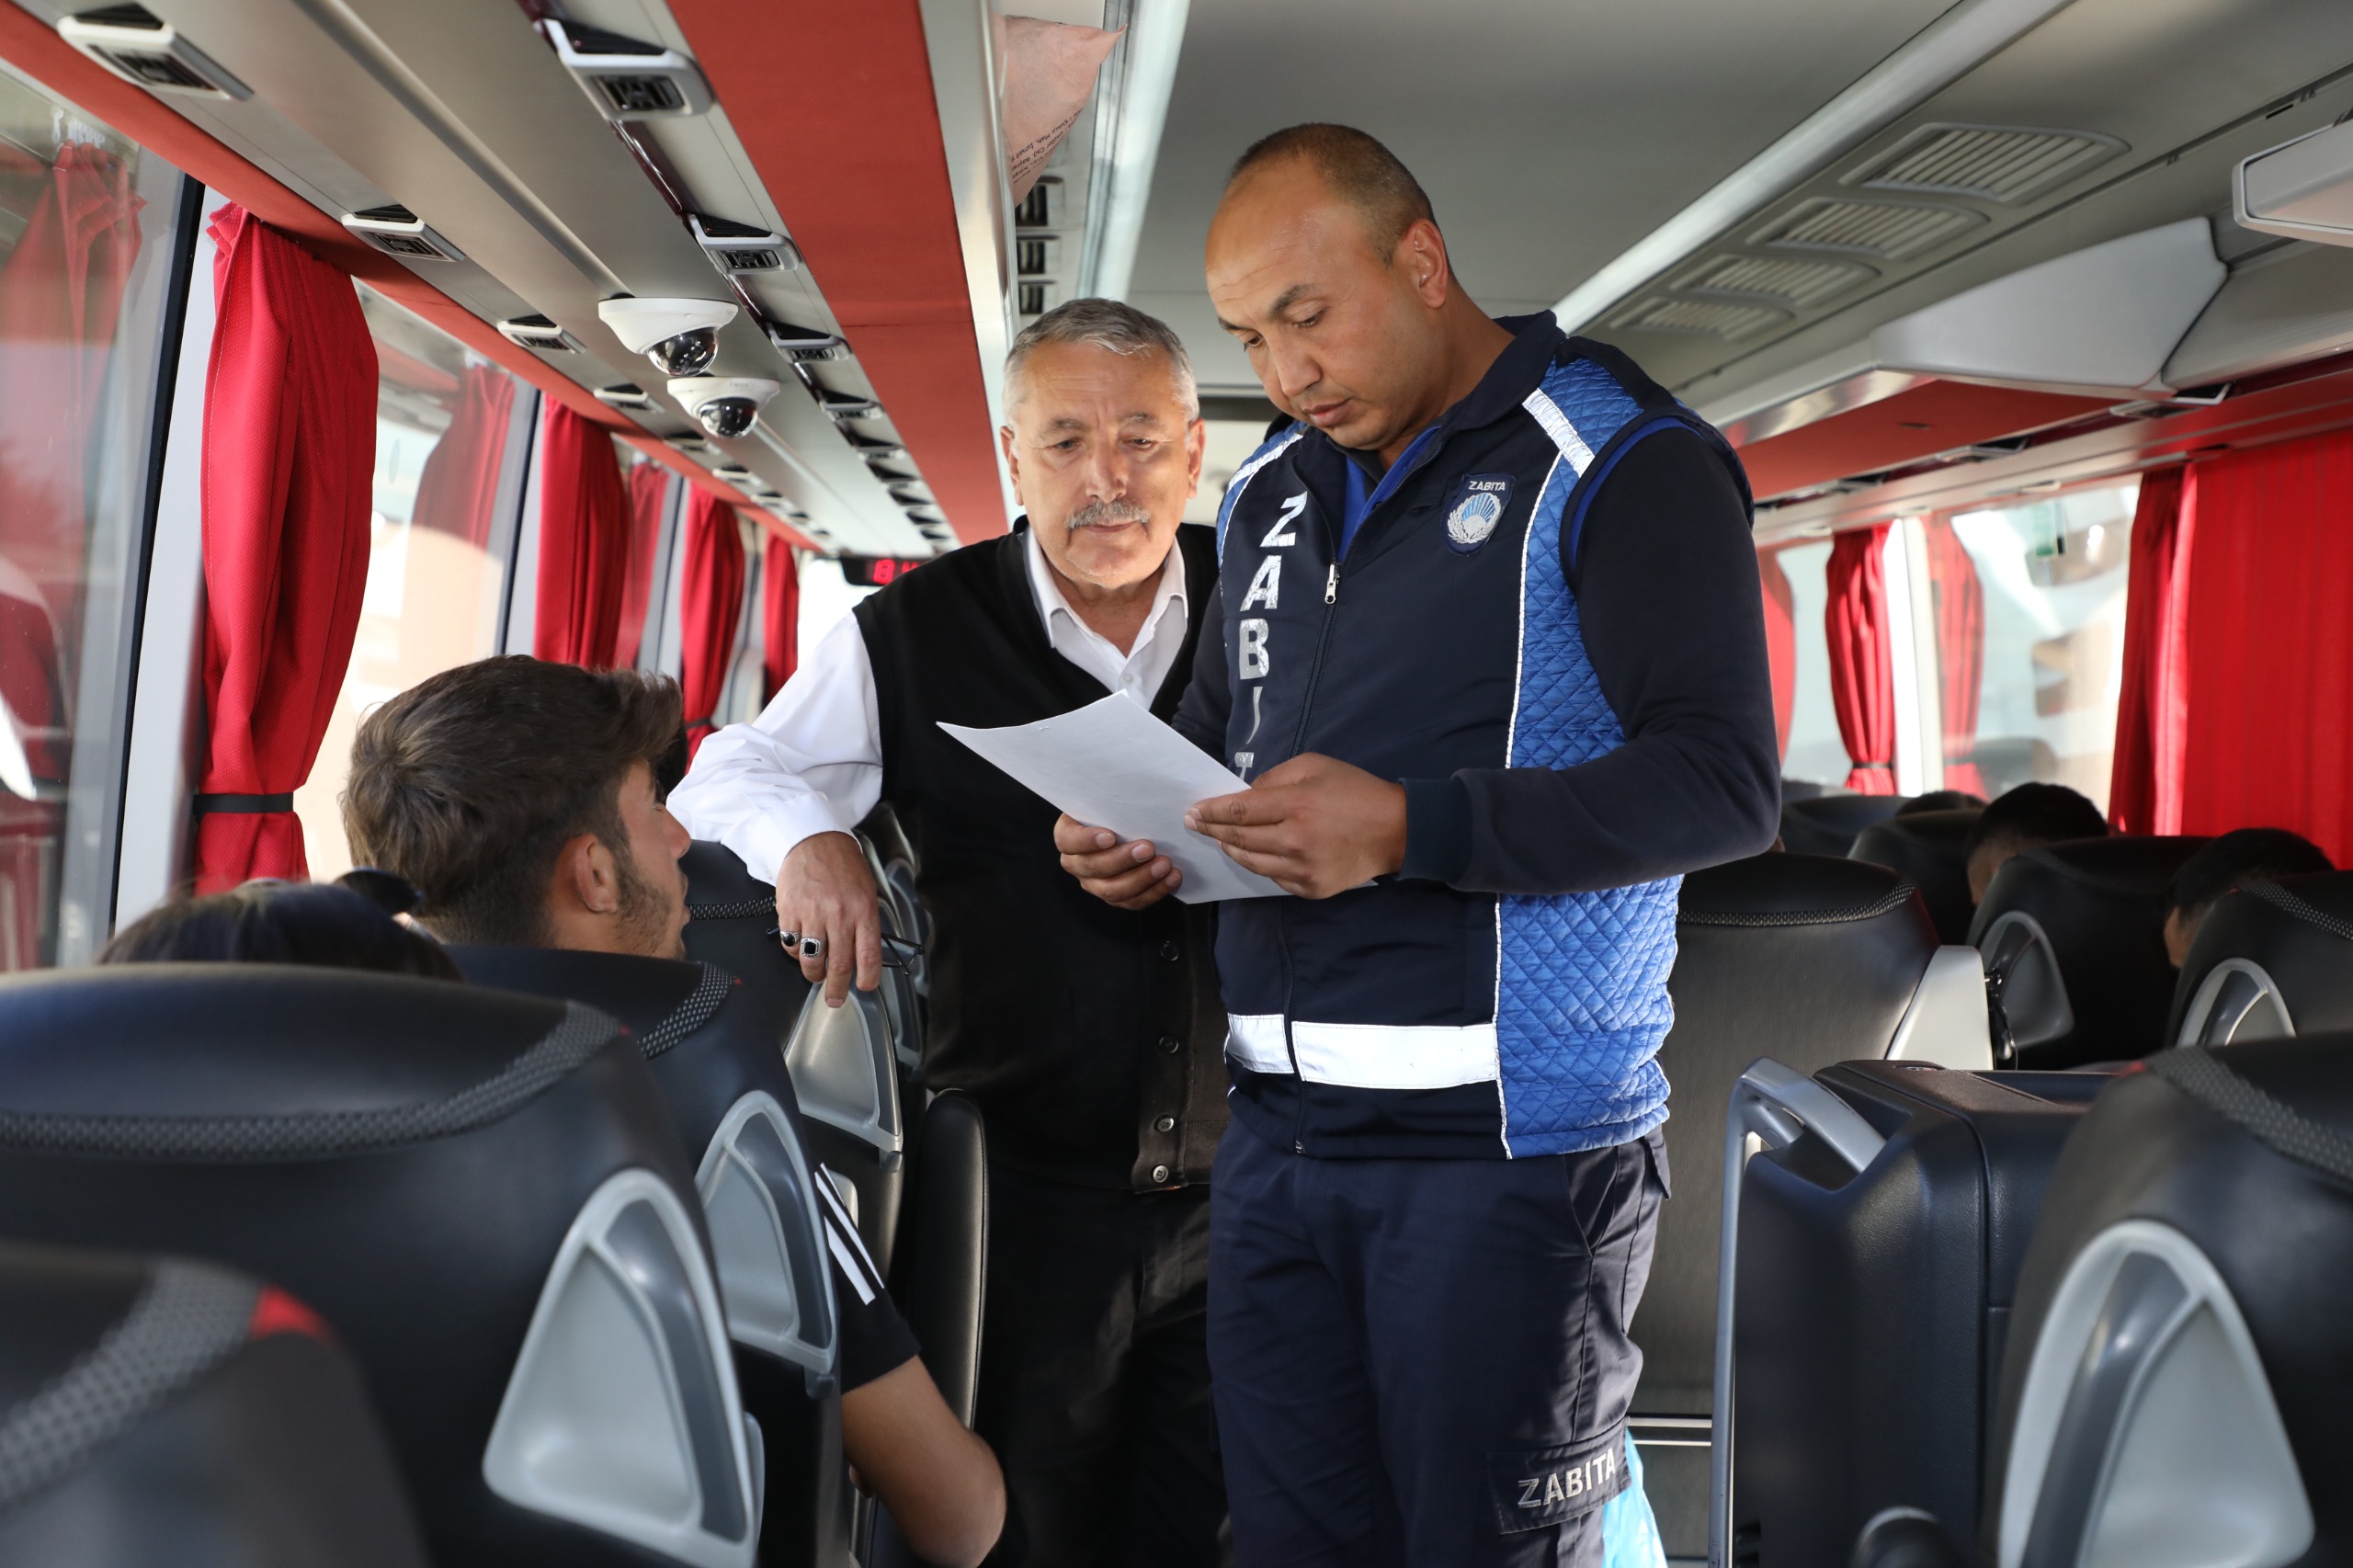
{"left": 1201, "top": 321, "right": 1733, "bottom": 1159}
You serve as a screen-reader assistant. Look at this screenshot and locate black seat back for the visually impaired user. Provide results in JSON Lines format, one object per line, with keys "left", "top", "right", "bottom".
{"left": 1637, "top": 854, "right": 1973, "bottom": 1560}
{"left": 681, "top": 841, "right": 907, "bottom": 1269}
{"left": 682, "top": 839, "right": 809, "bottom": 1043}
{"left": 2166, "top": 872, "right": 2353, "bottom": 1048}
{"left": 0, "top": 1240, "right": 428, "bottom": 1567}
{"left": 885, "top": 1091, "right": 988, "bottom": 1426}
{"left": 1969, "top": 835, "right": 2207, "bottom": 1067}
{"left": 1779, "top": 794, "right": 1907, "bottom": 858}
{"left": 1851, "top": 808, "right": 1983, "bottom": 944}
{"left": 449, "top": 945, "right": 845, "bottom": 1568}
{"left": 0, "top": 965, "right": 758, "bottom": 1568}
{"left": 1987, "top": 1040, "right": 2353, "bottom": 1565}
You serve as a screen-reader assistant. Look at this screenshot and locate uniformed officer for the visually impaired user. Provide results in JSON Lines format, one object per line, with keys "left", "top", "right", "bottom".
{"left": 1058, "top": 124, "right": 1779, "bottom": 1566}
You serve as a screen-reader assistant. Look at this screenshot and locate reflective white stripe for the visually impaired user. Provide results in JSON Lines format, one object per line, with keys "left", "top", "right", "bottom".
{"left": 1224, "top": 1013, "right": 1501, "bottom": 1091}
{"left": 1224, "top": 1014, "right": 1291, "bottom": 1074}
{"left": 1522, "top": 389, "right": 1596, "bottom": 474}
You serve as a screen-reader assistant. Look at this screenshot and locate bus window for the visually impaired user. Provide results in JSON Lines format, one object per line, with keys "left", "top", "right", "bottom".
{"left": 1770, "top": 539, "right": 1848, "bottom": 792}
{"left": 1947, "top": 482, "right": 2138, "bottom": 812}
{"left": 290, "top": 288, "right": 533, "bottom": 881}
{"left": 0, "top": 62, "right": 187, "bottom": 971}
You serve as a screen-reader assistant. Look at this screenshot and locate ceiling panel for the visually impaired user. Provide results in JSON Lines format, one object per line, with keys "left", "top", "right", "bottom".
{"left": 1126, "top": 0, "right": 1958, "bottom": 391}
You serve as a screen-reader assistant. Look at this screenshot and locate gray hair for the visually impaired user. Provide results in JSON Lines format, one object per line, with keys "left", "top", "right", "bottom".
{"left": 1006, "top": 297, "right": 1199, "bottom": 420}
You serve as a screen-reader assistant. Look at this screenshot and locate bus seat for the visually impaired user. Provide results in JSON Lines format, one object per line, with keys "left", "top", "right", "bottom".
{"left": 865, "top": 1091, "right": 990, "bottom": 1568}
{"left": 0, "top": 1239, "right": 429, "bottom": 1568}
{"left": 2166, "top": 873, "right": 2353, "bottom": 1048}
{"left": 1983, "top": 1040, "right": 2348, "bottom": 1567}
{"left": 1969, "top": 837, "right": 2209, "bottom": 1068}
{"left": 1779, "top": 793, "right": 1909, "bottom": 858}
{"left": 1851, "top": 808, "right": 1984, "bottom": 944}
{"left": 858, "top": 802, "right": 932, "bottom": 997}
{"left": 1732, "top": 1060, "right": 2102, "bottom": 1568}
{"left": 1632, "top": 854, "right": 1986, "bottom": 1562}
{"left": 680, "top": 839, "right": 911, "bottom": 1274}
{"left": 0, "top": 965, "right": 761, "bottom": 1568}
{"left": 683, "top": 839, "right": 812, "bottom": 1046}
{"left": 449, "top": 946, "right": 847, "bottom": 1568}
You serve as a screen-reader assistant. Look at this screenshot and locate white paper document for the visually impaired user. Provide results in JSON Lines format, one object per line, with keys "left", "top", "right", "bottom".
{"left": 940, "top": 696, "right": 1285, "bottom": 903}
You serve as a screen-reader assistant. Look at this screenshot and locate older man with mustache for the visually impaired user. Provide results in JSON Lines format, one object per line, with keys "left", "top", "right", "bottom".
{"left": 670, "top": 298, "right": 1231, "bottom": 1567}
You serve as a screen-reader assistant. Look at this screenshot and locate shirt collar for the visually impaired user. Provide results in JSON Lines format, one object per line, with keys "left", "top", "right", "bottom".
{"left": 1020, "top": 521, "right": 1189, "bottom": 652}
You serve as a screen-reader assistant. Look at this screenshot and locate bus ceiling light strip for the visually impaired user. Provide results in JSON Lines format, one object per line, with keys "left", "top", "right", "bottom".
{"left": 497, "top": 315, "right": 581, "bottom": 354}
{"left": 340, "top": 204, "right": 465, "bottom": 263}
{"left": 1548, "top": 0, "right": 2083, "bottom": 331}
{"left": 59, "top": 5, "right": 250, "bottom": 99}
{"left": 539, "top": 18, "right": 712, "bottom": 121}
{"left": 669, "top": 377, "right": 780, "bottom": 440}
{"left": 691, "top": 215, "right": 800, "bottom": 275}
{"left": 599, "top": 298, "right": 738, "bottom": 379}
{"left": 1077, "top": 0, "right": 1192, "bottom": 301}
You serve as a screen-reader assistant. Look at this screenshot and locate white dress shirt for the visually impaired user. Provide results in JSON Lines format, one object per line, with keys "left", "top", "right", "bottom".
{"left": 669, "top": 527, "right": 1195, "bottom": 883}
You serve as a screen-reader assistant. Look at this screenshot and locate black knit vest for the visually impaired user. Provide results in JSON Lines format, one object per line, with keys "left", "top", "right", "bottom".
{"left": 853, "top": 523, "right": 1226, "bottom": 1190}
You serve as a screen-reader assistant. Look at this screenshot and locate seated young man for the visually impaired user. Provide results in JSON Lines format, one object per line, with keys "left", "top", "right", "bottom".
{"left": 2161, "top": 827, "right": 2334, "bottom": 967}
{"left": 1963, "top": 782, "right": 2112, "bottom": 904}
{"left": 340, "top": 655, "right": 1006, "bottom": 1568}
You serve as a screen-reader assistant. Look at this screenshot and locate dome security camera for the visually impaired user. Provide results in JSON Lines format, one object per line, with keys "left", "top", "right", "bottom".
{"left": 667, "top": 376, "right": 780, "bottom": 440}
{"left": 597, "top": 297, "right": 739, "bottom": 379}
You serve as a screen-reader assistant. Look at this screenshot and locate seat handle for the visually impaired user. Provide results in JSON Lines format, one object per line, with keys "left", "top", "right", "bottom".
{"left": 1710, "top": 1059, "right": 1888, "bottom": 1567}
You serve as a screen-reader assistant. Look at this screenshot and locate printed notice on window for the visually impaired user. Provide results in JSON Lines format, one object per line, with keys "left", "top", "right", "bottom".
{"left": 941, "top": 696, "right": 1285, "bottom": 903}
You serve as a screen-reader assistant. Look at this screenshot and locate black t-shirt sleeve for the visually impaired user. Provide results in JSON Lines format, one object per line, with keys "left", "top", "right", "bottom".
{"left": 1399, "top": 425, "right": 1780, "bottom": 892}
{"left": 818, "top": 1168, "right": 922, "bottom": 1392}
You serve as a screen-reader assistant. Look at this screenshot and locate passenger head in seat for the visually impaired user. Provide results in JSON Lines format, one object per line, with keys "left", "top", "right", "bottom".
{"left": 1897, "top": 789, "right": 1985, "bottom": 816}
{"left": 1963, "top": 782, "right": 2109, "bottom": 903}
{"left": 100, "top": 879, "right": 460, "bottom": 980}
{"left": 344, "top": 658, "right": 692, "bottom": 959}
{"left": 2161, "top": 827, "right": 2333, "bottom": 966}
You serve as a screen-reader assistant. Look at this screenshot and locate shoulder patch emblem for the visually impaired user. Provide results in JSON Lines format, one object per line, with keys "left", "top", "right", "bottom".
{"left": 1443, "top": 473, "right": 1513, "bottom": 554}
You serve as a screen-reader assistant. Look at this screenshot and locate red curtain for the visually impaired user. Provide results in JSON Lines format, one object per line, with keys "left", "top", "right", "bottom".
{"left": 2171, "top": 437, "right": 2353, "bottom": 862}
{"left": 614, "top": 460, "right": 671, "bottom": 668}
{"left": 409, "top": 364, "right": 513, "bottom": 549}
{"left": 679, "top": 487, "right": 745, "bottom": 756}
{"left": 1920, "top": 517, "right": 1986, "bottom": 796}
{"left": 761, "top": 531, "right": 800, "bottom": 703}
{"left": 2108, "top": 467, "right": 2192, "bottom": 834}
{"left": 196, "top": 204, "right": 378, "bottom": 891}
{"left": 0, "top": 141, "right": 142, "bottom": 967}
{"left": 1825, "top": 523, "right": 1898, "bottom": 795}
{"left": 1757, "top": 547, "right": 1795, "bottom": 761}
{"left": 533, "top": 403, "right": 631, "bottom": 668}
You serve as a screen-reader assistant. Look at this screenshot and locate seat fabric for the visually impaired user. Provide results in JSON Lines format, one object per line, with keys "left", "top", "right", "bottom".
{"left": 2165, "top": 871, "right": 2353, "bottom": 1046}
{"left": 0, "top": 1239, "right": 428, "bottom": 1568}
{"left": 1851, "top": 807, "right": 1983, "bottom": 945}
{"left": 1779, "top": 794, "right": 1908, "bottom": 858}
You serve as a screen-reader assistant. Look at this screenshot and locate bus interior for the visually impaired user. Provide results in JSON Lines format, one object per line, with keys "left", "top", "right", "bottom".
{"left": 3, "top": 0, "right": 2353, "bottom": 1563}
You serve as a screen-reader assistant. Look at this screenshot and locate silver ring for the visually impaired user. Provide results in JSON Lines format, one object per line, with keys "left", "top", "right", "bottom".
{"left": 798, "top": 935, "right": 825, "bottom": 960}
{"left": 777, "top": 929, "right": 800, "bottom": 949}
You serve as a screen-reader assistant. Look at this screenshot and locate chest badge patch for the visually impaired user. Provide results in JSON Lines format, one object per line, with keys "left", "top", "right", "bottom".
{"left": 1443, "top": 473, "right": 1513, "bottom": 554}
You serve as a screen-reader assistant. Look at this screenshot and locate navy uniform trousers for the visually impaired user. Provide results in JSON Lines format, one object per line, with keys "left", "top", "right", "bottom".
{"left": 1209, "top": 1121, "right": 1666, "bottom": 1567}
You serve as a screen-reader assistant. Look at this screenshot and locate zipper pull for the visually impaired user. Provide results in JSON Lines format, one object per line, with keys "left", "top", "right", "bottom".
{"left": 1324, "top": 564, "right": 1338, "bottom": 604}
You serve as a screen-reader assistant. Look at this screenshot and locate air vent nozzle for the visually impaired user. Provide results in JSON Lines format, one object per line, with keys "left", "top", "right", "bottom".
{"left": 765, "top": 322, "right": 847, "bottom": 364}
{"left": 539, "top": 18, "right": 710, "bottom": 120}
{"left": 1849, "top": 123, "right": 2123, "bottom": 205}
{"left": 691, "top": 215, "right": 799, "bottom": 275}
{"left": 847, "top": 435, "right": 905, "bottom": 461}
{"left": 496, "top": 314, "right": 578, "bottom": 354}
{"left": 817, "top": 390, "right": 881, "bottom": 422}
{"left": 341, "top": 205, "right": 465, "bottom": 263}
{"left": 594, "top": 383, "right": 656, "bottom": 412}
{"left": 59, "top": 6, "right": 249, "bottom": 98}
